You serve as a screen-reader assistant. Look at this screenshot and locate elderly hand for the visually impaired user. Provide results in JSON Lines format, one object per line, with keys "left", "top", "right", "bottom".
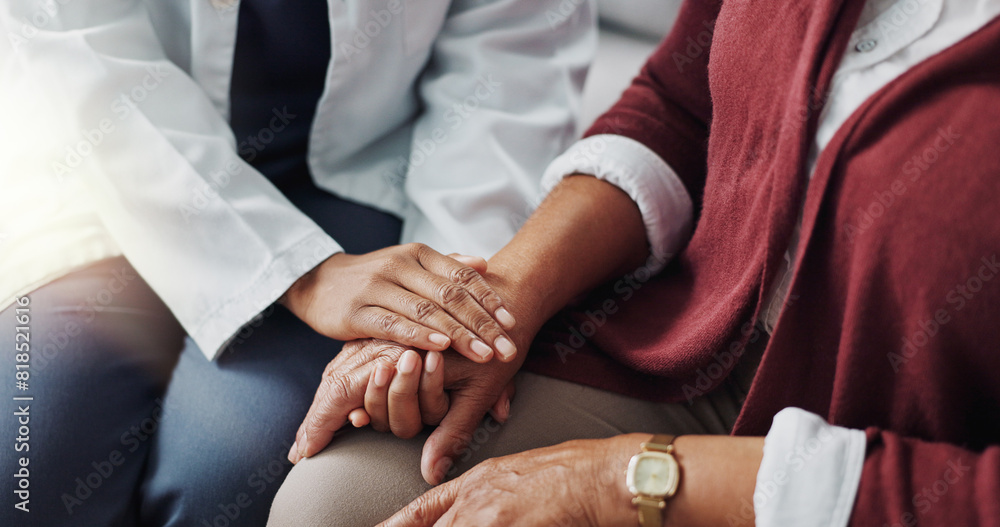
{"left": 380, "top": 435, "right": 648, "bottom": 527}
{"left": 288, "top": 333, "right": 529, "bottom": 483}
{"left": 281, "top": 244, "right": 518, "bottom": 363}
{"left": 289, "top": 265, "right": 542, "bottom": 484}
{"left": 385, "top": 338, "right": 527, "bottom": 484}
{"left": 382, "top": 434, "right": 768, "bottom": 527}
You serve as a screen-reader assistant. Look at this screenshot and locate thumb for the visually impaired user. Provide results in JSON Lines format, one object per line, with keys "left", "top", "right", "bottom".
{"left": 420, "top": 390, "right": 491, "bottom": 485}
{"left": 487, "top": 379, "right": 516, "bottom": 424}
{"left": 447, "top": 253, "right": 488, "bottom": 274}
{"left": 379, "top": 479, "right": 460, "bottom": 527}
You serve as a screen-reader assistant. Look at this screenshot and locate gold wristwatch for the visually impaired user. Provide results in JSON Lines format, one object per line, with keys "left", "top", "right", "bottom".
{"left": 625, "top": 434, "right": 680, "bottom": 527}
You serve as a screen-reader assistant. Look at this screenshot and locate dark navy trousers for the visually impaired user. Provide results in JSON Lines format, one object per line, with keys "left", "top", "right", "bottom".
{"left": 1, "top": 188, "right": 402, "bottom": 526}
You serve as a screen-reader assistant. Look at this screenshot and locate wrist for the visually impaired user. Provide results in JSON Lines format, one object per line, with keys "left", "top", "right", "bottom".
{"left": 475, "top": 269, "right": 539, "bottom": 355}
{"left": 591, "top": 434, "right": 656, "bottom": 527}
{"left": 595, "top": 434, "right": 766, "bottom": 527}
{"left": 485, "top": 253, "right": 569, "bottom": 338}
{"left": 281, "top": 252, "right": 343, "bottom": 315}
{"left": 662, "top": 436, "right": 765, "bottom": 527}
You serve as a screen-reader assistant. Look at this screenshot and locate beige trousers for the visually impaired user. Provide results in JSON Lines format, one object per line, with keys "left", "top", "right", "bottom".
{"left": 267, "top": 356, "right": 757, "bottom": 527}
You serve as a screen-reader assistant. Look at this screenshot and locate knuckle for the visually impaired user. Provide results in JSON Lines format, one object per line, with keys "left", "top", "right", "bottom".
{"left": 479, "top": 290, "right": 502, "bottom": 309}
{"left": 375, "top": 312, "right": 400, "bottom": 333}
{"left": 449, "top": 265, "right": 479, "bottom": 286}
{"left": 409, "top": 494, "right": 438, "bottom": 522}
{"left": 440, "top": 425, "right": 473, "bottom": 450}
{"left": 423, "top": 405, "right": 448, "bottom": 426}
{"left": 375, "top": 258, "right": 399, "bottom": 278}
{"left": 321, "top": 359, "right": 340, "bottom": 379}
{"left": 473, "top": 316, "right": 497, "bottom": 337}
{"left": 479, "top": 458, "right": 501, "bottom": 472}
{"left": 435, "top": 316, "right": 464, "bottom": 336}
{"left": 325, "top": 375, "right": 354, "bottom": 406}
{"left": 406, "top": 242, "right": 429, "bottom": 259}
{"left": 388, "top": 381, "right": 416, "bottom": 398}
{"left": 358, "top": 275, "right": 383, "bottom": 298}
{"left": 375, "top": 343, "right": 407, "bottom": 362}
{"left": 436, "top": 283, "right": 465, "bottom": 305}
{"left": 398, "top": 323, "right": 420, "bottom": 342}
{"left": 412, "top": 299, "right": 438, "bottom": 322}
{"left": 379, "top": 251, "right": 410, "bottom": 275}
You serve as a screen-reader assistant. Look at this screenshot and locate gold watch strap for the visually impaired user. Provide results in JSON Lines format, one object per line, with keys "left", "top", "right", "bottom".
{"left": 635, "top": 497, "right": 665, "bottom": 527}
{"left": 634, "top": 434, "right": 678, "bottom": 527}
{"left": 642, "top": 434, "right": 677, "bottom": 453}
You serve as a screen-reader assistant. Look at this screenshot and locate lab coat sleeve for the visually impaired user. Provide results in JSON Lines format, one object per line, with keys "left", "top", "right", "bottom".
{"left": 401, "top": 0, "right": 598, "bottom": 257}
{"left": 0, "top": 0, "right": 340, "bottom": 359}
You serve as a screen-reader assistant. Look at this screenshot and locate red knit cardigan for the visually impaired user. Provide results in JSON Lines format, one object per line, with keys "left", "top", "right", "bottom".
{"left": 526, "top": 0, "right": 1000, "bottom": 524}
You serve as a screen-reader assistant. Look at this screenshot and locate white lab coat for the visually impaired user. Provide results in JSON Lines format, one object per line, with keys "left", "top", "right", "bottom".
{"left": 0, "top": 0, "right": 596, "bottom": 359}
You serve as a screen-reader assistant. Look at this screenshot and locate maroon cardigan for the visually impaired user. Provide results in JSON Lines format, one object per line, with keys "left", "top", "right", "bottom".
{"left": 526, "top": 0, "right": 1000, "bottom": 524}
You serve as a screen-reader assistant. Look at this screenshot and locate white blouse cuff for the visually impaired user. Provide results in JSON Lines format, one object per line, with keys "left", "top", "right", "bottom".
{"left": 753, "top": 408, "right": 867, "bottom": 527}
{"left": 540, "top": 135, "right": 693, "bottom": 273}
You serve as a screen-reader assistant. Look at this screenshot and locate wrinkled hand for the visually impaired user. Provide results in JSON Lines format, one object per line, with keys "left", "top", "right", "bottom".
{"left": 281, "top": 244, "right": 518, "bottom": 363}
{"left": 290, "top": 267, "right": 540, "bottom": 484}
{"left": 354, "top": 348, "right": 516, "bottom": 439}
{"left": 380, "top": 435, "right": 645, "bottom": 527}
{"left": 416, "top": 347, "right": 525, "bottom": 484}
{"left": 288, "top": 337, "right": 525, "bottom": 482}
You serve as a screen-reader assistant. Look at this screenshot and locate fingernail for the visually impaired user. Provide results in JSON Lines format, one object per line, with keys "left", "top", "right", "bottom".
{"left": 428, "top": 333, "right": 450, "bottom": 348}
{"left": 298, "top": 431, "right": 308, "bottom": 458}
{"left": 374, "top": 365, "right": 390, "bottom": 387}
{"left": 425, "top": 351, "right": 441, "bottom": 374}
{"left": 494, "top": 336, "right": 516, "bottom": 361}
{"left": 495, "top": 308, "right": 516, "bottom": 329}
{"left": 504, "top": 399, "right": 511, "bottom": 418}
{"left": 398, "top": 350, "right": 418, "bottom": 374}
{"left": 470, "top": 339, "right": 493, "bottom": 360}
{"left": 288, "top": 441, "right": 299, "bottom": 464}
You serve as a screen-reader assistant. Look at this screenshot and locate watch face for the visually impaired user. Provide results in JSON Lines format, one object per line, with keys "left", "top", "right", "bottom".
{"left": 627, "top": 452, "right": 679, "bottom": 498}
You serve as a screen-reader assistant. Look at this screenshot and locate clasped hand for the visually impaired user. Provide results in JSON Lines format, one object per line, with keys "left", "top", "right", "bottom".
{"left": 284, "top": 244, "right": 532, "bottom": 484}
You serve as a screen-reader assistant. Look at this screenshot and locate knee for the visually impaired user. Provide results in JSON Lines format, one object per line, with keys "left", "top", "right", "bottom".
{"left": 268, "top": 432, "right": 429, "bottom": 527}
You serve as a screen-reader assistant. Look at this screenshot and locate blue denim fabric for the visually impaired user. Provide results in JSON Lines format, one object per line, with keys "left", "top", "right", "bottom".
{"left": 1, "top": 189, "right": 401, "bottom": 526}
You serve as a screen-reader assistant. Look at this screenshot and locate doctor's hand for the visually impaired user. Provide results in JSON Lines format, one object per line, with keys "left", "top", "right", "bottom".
{"left": 281, "top": 244, "right": 518, "bottom": 364}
